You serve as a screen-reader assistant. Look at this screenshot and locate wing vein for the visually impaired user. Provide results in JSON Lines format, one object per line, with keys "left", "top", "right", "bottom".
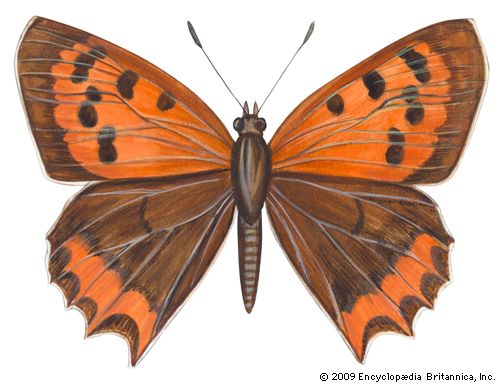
{"left": 267, "top": 190, "right": 346, "bottom": 330}
{"left": 49, "top": 177, "right": 226, "bottom": 258}
{"left": 30, "top": 27, "right": 125, "bottom": 70}
{"left": 273, "top": 177, "right": 448, "bottom": 248}
{"left": 270, "top": 183, "right": 437, "bottom": 293}
{"left": 153, "top": 193, "right": 233, "bottom": 334}
{"left": 23, "top": 38, "right": 122, "bottom": 72}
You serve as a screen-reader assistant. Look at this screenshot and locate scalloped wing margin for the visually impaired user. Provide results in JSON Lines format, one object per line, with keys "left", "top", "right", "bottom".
{"left": 48, "top": 171, "right": 234, "bottom": 365}
{"left": 266, "top": 173, "right": 452, "bottom": 361}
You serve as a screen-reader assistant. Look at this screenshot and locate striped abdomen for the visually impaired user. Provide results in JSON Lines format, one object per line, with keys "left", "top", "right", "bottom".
{"left": 238, "top": 215, "right": 262, "bottom": 313}
{"left": 231, "top": 128, "right": 270, "bottom": 313}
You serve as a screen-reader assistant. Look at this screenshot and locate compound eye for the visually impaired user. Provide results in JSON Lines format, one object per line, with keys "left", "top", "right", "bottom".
{"left": 255, "top": 118, "right": 267, "bottom": 131}
{"left": 233, "top": 117, "right": 244, "bottom": 132}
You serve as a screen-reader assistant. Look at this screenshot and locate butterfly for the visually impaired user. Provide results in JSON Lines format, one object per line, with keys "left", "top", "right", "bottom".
{"left": 17, "top": 16, "right": 486, "bottom": 365}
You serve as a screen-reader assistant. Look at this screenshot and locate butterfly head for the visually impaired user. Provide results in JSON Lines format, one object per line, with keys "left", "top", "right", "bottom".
{"left": 233, "top": 101, "right": 267, "bottom": 135}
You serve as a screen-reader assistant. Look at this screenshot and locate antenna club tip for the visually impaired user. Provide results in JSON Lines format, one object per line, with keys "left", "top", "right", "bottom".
{"left": 187, "top": 21, "right": 203, "bottom": 48}
{"left": 303, "top": 21, "right": 315, "bottom": 44}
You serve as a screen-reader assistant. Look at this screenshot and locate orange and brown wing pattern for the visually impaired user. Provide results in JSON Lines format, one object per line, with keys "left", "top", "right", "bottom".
{"left": 48, "top": 171, "right": 235, "bottom": 365}
{"left": 17, "top": 17, "right": 233, "bottom": 182}
{"left": 270, "top": 19, "right": 486, "bottom": 184}
{"left": 266, "top": 173, "right": 452, "bottom": 361}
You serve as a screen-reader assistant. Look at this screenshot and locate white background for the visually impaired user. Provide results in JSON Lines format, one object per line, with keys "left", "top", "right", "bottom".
{"left": 1, "top": 0, "right": 498, "bottom": 384}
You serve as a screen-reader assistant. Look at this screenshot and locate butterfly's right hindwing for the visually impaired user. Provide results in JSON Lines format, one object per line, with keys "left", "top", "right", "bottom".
{"left": 266, "top": 173, "right": 452, "bottom": 361}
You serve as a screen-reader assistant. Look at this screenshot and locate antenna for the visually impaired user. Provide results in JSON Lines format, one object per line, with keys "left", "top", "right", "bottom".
{"left": 187, "top": 21, "right": 244, "bottom": 111}
{"left": 258, "top": 21, "right": 315, "bottom": 113}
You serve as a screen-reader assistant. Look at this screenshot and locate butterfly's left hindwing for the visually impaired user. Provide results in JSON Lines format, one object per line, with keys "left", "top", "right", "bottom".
{"left": 266, "top": 173, "right": 452, "bottom": 361}
{"left": 17, "top": 17, "right": 233, "bottom": 182}
{"left": 48, "top": 171, "right": 234, "bottom": 365}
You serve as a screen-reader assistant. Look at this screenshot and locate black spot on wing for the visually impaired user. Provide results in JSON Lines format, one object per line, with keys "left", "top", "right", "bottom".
{"left": 327, "top": 94, "right": 344, "bottom": 115}
{"left": 117, "top": 70, "right": 139, "bottom": 99}
{"left": 157, "top": 91, "right": 176, "bottom": 111}
{"left": 71, "top": 67, "right": 89, "bottom": 84}
{"left": 388, "top": 127, "right": 405, "bottom": 143}
{"left": 97, "top": 126, "right": 117, "bottom": 163}
{"left": 386, "top": 128, "right": 405, "bottom": 165}
{"left": 415, "top": 70, "right": 431, "bottom": 83}
{"left": 79, "top": 102, "right": 98, "bottom": 127}
{"left": 402, "top": 85, "right": 418, "bottom": 103}
{"left": 71, "top": 52, "right": 96, "bottom": 84}
{"left": 406, "top": 103, "right": 425, "bottom": 125}
{"left": 363, "top": 70, "right": 385, "bottom": 99}
{"left": 98, "top": 144, "right": 117, "bottom": 164}
{"left": 85, "top": 86, "right": 102, "bottom": 102}
{"left": 386, "top": 145, "right": 404, "bottom": 165}
{"left": 400, "top": 48, "right": 431, "bottom": 83}
{"left": 400, "top": 49, "right": 427, "bottom": 68}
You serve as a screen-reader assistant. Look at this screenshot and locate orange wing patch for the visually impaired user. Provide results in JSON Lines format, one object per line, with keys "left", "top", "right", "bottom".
{"left": 17, "top": 17, "right": 233, "bottom": 181}
{"left": 270, "top": 20, "right": 486, "bottom": 184}
{"left": 50, "top": 235, "right": 157, "bottom": 362}
{"left": 342, "top": 233, "right": 449, "bottom": 360}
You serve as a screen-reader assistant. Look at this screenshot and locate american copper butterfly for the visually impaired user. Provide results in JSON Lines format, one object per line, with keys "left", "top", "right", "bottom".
{"left": 17, "top": 17, "right": 487, "bottom": 365}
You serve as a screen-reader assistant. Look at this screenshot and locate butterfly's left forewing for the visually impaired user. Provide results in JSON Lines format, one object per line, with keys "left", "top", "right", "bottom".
{"left": 17, "top": 17, "right": 233, "bottom": 182}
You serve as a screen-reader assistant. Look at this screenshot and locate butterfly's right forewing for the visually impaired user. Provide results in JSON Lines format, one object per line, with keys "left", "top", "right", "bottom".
{"left": 270, "top": 20, "right": 486, "bottom": 184}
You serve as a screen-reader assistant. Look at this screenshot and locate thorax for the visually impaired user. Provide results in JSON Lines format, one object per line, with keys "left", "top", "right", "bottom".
{"left": 231, "top": 114, "right": 270, "bottom": 224}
